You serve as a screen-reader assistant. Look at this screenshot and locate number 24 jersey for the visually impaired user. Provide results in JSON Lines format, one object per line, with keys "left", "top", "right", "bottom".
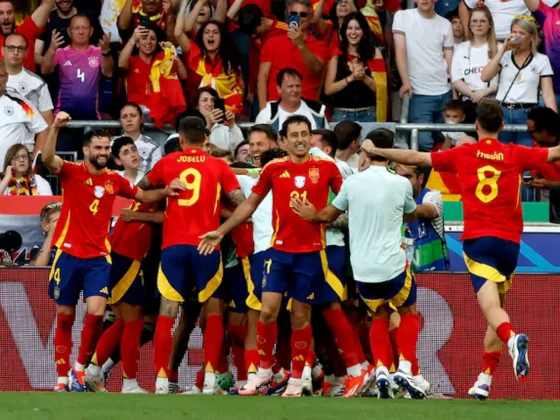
{"left": 431, "top": 138, "right": 548, "bottom": 244}
{"left": 147, "top": 148, "right": 240, "bottom": 249}
{"left": 252, "top": 156, "right": 343, "bottom": 253}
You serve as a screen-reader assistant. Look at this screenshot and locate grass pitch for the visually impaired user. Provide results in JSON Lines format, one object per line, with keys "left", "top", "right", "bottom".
{"left": 1, "top": 393, "right": 559, "bottom": 420}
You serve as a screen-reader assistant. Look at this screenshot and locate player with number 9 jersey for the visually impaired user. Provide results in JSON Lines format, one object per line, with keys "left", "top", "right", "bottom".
{"left": 147, "top": 147, "right": 240, "bottom": 303}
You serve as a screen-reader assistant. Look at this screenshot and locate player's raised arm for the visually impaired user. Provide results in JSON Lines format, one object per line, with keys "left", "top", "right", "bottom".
{"left": 198, "top": 192, "right": 265, "bottom": 255}
{"left": 42, "top": 112, "right": 69, "bottom": 174}
{"left": 362, "top": 140, "right": 433, "bottom": 167}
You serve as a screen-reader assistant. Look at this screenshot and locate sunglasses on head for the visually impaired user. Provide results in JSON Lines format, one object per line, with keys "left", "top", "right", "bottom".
{"left": 289, "top": 11, "right": 309, "bottom": 18}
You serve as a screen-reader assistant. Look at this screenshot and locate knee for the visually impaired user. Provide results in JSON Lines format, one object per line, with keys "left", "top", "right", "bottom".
{"left": 290, "top": 308, "right": 310, "bottom": 330}
{"left": 260, "top": 306, "right": 279, "bottom": 325}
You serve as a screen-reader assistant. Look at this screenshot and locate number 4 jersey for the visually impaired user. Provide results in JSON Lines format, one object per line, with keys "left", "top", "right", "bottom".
{"left": 147, "top": 148, "right": 240, "bottom": 250}
{"left": 431, "top": 138, "right": 548, "bottom": 244}
{"left": 52, "top": 161, "right": 139, "bottom": 258}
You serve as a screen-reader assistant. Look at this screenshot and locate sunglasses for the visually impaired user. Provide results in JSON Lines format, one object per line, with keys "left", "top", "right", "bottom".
{"left": 289, "top": 11, "right": 309, "bottom": 18}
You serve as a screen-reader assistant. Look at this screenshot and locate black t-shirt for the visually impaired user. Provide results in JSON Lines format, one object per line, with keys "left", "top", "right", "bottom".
{"left": 39, "top": 9, "right": 104, "bottom": 54}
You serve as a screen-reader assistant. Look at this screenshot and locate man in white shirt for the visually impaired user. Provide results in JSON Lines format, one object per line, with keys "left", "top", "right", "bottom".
{"left": 3, "top": 33, "right": 51, "bottom": 157}
{"left": 0, "top": 60, "right": 48, "bottom": 168}
{"left": 393, "top": 0, "right": 454, "bottom": 151}
{"left": 291, "top": 128, "right": 428, "bottom": 400}
{"left": 255, "top": 68, "right": 328, "bottom": 134}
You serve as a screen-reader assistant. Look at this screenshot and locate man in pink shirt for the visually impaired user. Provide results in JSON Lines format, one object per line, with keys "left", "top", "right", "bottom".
{"left": 41, "top": 14, "right": 113, "bottom": 121}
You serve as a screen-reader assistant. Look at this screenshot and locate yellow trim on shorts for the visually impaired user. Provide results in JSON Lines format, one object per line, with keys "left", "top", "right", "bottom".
{"left": 108, "top": 260, "right": 141, "bottom": 304}
{"left": 242, "top": 257, "right": 262, "bottom": 311}
{"left": 157, "top": 264, "right": 184, "bottom": 302}
{"left": 198, "top": 255, "right": 224, "bottom": 303}
{"left": 361, "top": 297, "right": 385, "bottom": 313}
{"left": 49, "top": 248, "right": 64, "bottom": 283}
{"left": 463, "top": 252, "right": 511, "bottom": 294}
{"left": 320, "top": 249, "right": 344, "bottom": 300}
{"left": 391, "top": 267, "right": 413, "bottom": 308}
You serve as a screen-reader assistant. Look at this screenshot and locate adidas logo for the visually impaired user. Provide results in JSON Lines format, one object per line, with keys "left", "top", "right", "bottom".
{"left": 62, "top": 60, "right": 72, "bottom": 67}
{"left": 99, "top": 287, "right": 109, "bottom": 294}
{"left": 279, "top": 171, "right": 290, "bottom": 178}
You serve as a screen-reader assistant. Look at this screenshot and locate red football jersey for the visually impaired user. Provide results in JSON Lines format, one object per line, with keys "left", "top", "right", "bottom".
{"left": 252, "top": 156, "right": 343, "bottom": 253}
{"left": 147, "top": 148, "right": 240, "bottom": 249}
{"left": 431, "top": 138, "right": 548, "bottom": 244}
{"left": 110, "top": 201, "right": 157, "bottom": 262}
{"left": 53, "top": 161, "right": 139, "bottom": 258}
{"left": 231, "top": 223, "right": 254, "bottom": 258}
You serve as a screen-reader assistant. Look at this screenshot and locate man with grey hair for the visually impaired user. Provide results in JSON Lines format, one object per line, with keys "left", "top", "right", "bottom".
{"left": 257, "top": 0, "right": 328, "bottom": 108}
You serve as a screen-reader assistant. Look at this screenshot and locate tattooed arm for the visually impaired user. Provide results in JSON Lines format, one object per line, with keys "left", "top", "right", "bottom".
{"left": 328, "top": 212, "right": 348, "bottom": 229}
{"left": 227, "top": 188, "right": 246, "bottom": 207}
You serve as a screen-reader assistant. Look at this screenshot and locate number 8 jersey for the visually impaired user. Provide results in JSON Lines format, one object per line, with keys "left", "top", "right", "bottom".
{"left": 147, "top": 148, "right": 240, "bottom": 249}
{"left": 431, "top": 138, "right": 548, "bottom": 244}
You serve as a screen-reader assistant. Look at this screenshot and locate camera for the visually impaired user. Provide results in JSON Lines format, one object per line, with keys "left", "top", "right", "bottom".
{"left": 0, "top": 230, "right": 23, "bottom": 253}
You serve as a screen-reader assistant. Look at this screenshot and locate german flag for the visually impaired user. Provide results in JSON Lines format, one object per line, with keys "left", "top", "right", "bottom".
{"left": 148, "top": 46, "right": 187, "bottom": 128}
{"left": 426, "top": 169, "right": 462, "bottom": 201}
{"left": 9, "top": 95, "right": 36, "bottom": 119}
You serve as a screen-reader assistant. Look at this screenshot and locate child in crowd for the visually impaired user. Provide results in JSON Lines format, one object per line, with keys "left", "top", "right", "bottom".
{"left": 441, "top": 100, "right": 467, "bottom": 150}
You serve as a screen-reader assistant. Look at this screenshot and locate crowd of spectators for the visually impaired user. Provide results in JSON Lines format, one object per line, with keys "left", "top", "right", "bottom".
{"left": 1, "top": 0, "right": 560, "bottom": 199}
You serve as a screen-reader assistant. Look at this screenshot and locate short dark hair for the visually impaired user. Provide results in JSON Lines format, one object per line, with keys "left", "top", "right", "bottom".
{"left": 196, "top": 86, "right": 219, "bottom": 105}
{"left": 211, "top": 148, "right": 233, "bottom": 160}
{"left": 445, "top": 9, "right": 460, "bottom": 22}
{"left": 276, "top": 67, "right": 303, "bottom": 88}
{"left": 311, "top": 129, "right": 338, "bottom": 157}
{"left": 260, "top": 148, "right": 288, "bottom": 167}
{"left": 334, "top": 121, "right": 361, "bottom": 150}
{"left": 111, "top": 136, "right": 135, "bottom": 159}
{"left": 84, "top": 129, "right": 112, "bottom": 146}
{"left": 280, "top": 115, "right": 312, "bottom": 138}
{"left": 248, "top": 124, "right": 277, "bottom": 142}
{"left": 444, "top": 99, "right": 465, "bottom": 114}
{"left": 476, "top": 99, "right": 503, "bottom": 133}
{"left": 179, "top": 116, "right": 208, "bottom": 145}
{"left": 176, "top": 109, "right": 206, "bottom": 132}
{"left": 527, "top": 107, "right": 560, "bottom": 137}
{"left": 234, "top": 140, "right": 249, "bottom": 159}
{"left": 365, "top": 128, "right": 394, "bottom": 162}
{"left": 4, "top": 32, "right": 28, "bottom": 48}
{"left": 237, "top": 4, "right": 264, "bottom": 35}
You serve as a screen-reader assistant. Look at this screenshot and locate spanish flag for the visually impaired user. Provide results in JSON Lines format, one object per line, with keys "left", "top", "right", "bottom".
{"left": 148, "top": 45, "right": 187, "bottom": 128}
{"left": 360, "top": 0, "right": 384, "bottom": 44}
{"left": 426, "top": 169, "right": 462, "bottom": 201}
{"left": 366, "top": 57, "right": 388, "bottom": 122}
{"left": 189, "top": 43, "right": 244, "bottom": 115}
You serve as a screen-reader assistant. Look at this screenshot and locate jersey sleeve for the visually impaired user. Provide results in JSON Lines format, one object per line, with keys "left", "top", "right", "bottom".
{"left": 26, "top": 104, "right": 48, "bottom": 134}
{"left": 442, "top": 20, "right": 454, "bottom": 49}
{"left": 332, "top": 180, "right": 349, "bottom": 211}
{"left": 37, "top": 83, "right": 54, "bottom": 112}
{"left": 514, "top": 146, "right": 549, "bottom": 172}
{"left": 57, "top": 160, "right": 81, "bottom": 179}
{"left": 404, "top": 182, "right": 417, "bottom": 214}
{"left": 451, "top": 48, "right": 464, "bottom": 83}
{"left": 328, "top": 161, "right": 343, "bottom": 194}
{"left": 464, "top": 0, "right": 478, "bottom": 8}
{"left": 260, "top": 37, "right": 275, "bottom": 63}
{"left": 146, "top": 158, "right": 165, "bottom": 187}
{"left": 116, "top": 175, "right": 139, "bottom": 199}
{"left": 220, "top": 161, "right": 241, "bottom": 194}
{"left": 423, "top": 190, "right": 443, "bottom": 217}
{"left": 537, "top": 55, "right": 554, "bottom": 77}
{"left": 53, "top": 49, "right": 63, "bottom": 68}
{"left": 252, "top": 163, "right": 274, "bottom": 196}
{"left": 430, "top": 148, "right": 461, "bottom": 173}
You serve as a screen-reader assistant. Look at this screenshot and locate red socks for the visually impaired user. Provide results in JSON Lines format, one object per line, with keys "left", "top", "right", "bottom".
{"left": 370, "top": 318, "right": 392, "bottom": 368}
{"left": 389, "top": 327, "right": 399, "bottom": 371}
{"left": 496, "top": 322, "right": 515, "bottom": 343}
{"left": 306, "top": 349, "right": 316, "bottom": 367}
{"left": 482, "top": 351, "right": 501, "bottom": 375}
{"left": 322, "top": 308, "right": 360, "bottom": 368}
{"left": 121, "top": 319, "right": 144, "bottom": 379}
{"left": 245, "top": 349, "right": 259, "bottom": 375}
{"left": 54, "top": 313, "right": 74, "bottom": 377}
{"left": 154, "top": 315, "right": 175, "bottom": 378}
{"left": 227, "top": 324, "right": 248, "bottom": 380}
{"left": 204, "top": 314, "right": 224, "bottom": 373}
{"left": 77, "top": 314, "right": 104, "bottom": 366}
{"left": 256, "top": 321, "right": 277, "bottom": 369}
{"left": 398, "top": 314, "right": 419, "bottom": 369}
{"left": 290, "top": 325, "right": 312, "bottom": 379}
{"left": 352, "top": 326, "right": 367, "bottom": 365}
{"left": 92, "top": 319, "right": 124, "bottom": 367}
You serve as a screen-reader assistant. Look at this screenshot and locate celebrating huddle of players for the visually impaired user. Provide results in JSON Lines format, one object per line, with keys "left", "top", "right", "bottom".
{"left": 43, "top": 98, "right": 560, "bottom": 399}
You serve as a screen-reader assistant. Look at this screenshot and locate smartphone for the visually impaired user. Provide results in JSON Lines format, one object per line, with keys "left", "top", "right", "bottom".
{"left": 288, "top": 14, "right": 300, "bottom": 31}
{"left": 523, "top": 174, "right": 533, "bottom": 182}
{"left": 139, "top": 15, "right": 151, "bottom": 28}
{"left": 215, "top": 98, "right": 226, "bottom": 122}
